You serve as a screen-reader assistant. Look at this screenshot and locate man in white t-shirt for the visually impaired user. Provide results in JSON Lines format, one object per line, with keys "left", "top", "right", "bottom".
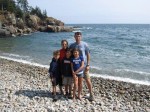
{"left": 69, "top": 32, "right": 95, "bottom": 101}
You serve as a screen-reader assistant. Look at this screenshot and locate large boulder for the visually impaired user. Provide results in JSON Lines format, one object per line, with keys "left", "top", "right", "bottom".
{"left": 55, "top": 20, "right": 64, "bottom": 26}
{"left": 3, "top": 12, "right": 16, "bottom": 25}
{"left": 46, "top": 17, "right": 64, "bottom": 26}
{"left": 26, "top": 28, "right": 32, "bottom": 33}
{"left": 46, "top": 25, "right": 56, "bottom": 32}
{"left": 38, "top": 26, "right": 47, "bottom": 32}
{"left": 61, "top": 26, "right": 74, "bottom": 32}
{"left": 0, "top": 13, "right": 7, "bottom": 26}
{"left": 16, "top": 18, "right": 24, "bottom": 29}
{"left": 0, "top": 14, "right": 5, "bottom": 25}
{"left": 0, "top": 29, "right": 11, "bottom": 37}
{"left": 46, "top": 25, "right": 73, "bottom": 32}
{"left": 12, "top": 16, "right": 16, "bottom": 25}
{"left": 17, "top": 28, "right": 23, "bottom": 36}
{"left": 46, "top": 17, "right": 55, "bottom": 25}
{"left": 6, "top": 25, "right": 17, "bottom": 34}
{"left": 26, "top": 15, "right": 41, "bottom": 29}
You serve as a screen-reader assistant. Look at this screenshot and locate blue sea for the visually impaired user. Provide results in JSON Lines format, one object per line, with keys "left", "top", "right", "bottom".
{"left": 0, "top": 24, "right": 150, "bottom": 85}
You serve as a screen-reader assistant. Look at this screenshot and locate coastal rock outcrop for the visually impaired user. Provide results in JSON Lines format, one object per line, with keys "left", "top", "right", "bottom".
{"left": 0, "top": 11, "right": 74, "bottom": 37}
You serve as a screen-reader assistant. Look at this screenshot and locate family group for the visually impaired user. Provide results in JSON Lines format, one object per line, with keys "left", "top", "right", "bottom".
{"left": 48, "top": 32, "right": 94, "bottom": 101}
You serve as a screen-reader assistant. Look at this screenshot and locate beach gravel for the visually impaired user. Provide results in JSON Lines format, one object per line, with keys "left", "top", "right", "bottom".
{"left": 0, "top": 58, "right": 150, "bottom": 112}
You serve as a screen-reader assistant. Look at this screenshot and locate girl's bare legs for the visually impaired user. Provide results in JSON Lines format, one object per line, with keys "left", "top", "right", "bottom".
{"left": 73, "top": 76, "right": 78, "bottom": 101}
{"left": 78, "top": 77, "right": 83, "bottom": 100}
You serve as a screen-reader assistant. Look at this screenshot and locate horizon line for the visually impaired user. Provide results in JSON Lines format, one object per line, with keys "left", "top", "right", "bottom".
{"left": 65, "top": 23, "right": 150, "bottom": 25}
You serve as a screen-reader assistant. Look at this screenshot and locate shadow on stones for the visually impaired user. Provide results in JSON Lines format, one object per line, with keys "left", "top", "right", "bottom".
{"left": 15, "top": 90, "right": 71, "bottom": 102}
{"left": 15, "top": 90, "right": 53, "bottom": 99}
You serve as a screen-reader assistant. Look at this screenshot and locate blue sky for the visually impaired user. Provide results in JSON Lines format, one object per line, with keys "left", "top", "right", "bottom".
{"left": 27, "top": 0, "right": 150, "bottom": 24}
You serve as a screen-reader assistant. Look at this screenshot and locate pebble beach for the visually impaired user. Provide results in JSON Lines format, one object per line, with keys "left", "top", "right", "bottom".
{"left": 0, "top": 58, "right": 150, "bottom": 112}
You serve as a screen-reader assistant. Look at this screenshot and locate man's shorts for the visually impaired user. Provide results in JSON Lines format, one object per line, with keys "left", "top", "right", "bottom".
{"left": 63, "top": 77, "right": 73, "bottom": 85}
{"left": 84, "top": 71, "right": 90, "bottom": 79}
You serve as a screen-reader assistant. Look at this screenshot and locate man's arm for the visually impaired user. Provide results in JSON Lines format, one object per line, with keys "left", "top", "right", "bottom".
{"left": 86, "top": 52, "right": 90, "bottom": 71}
{"left": 87, "top": 52, "right": 90, "bottom": 66}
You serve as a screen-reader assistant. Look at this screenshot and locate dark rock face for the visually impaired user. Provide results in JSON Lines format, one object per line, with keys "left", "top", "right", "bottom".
{"left": 0, "top": 29, "right": 11, "bottom": 37}
{"left": 0, "top": 12, "right": 74, "bottom": 37}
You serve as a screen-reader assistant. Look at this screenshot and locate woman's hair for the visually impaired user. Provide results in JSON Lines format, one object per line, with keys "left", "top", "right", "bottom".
{"left": 61, "top": 40, "right": 68, "bottom": 45}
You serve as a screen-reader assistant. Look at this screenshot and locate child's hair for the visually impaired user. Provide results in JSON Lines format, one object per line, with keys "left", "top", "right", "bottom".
{"left": 61, "top": 40, "right": 68, "bottom": 45}
{"left": 74, "top": 32, "right": 82, "bottom": 36}
{"left": 66, "top": 48, "right": 72, "bottom": 53}
{"left": 53, "top": 50, "right": 60, "bottom": 56}
{"left": 73, "top": 48, "right": 79, "bottom": 53}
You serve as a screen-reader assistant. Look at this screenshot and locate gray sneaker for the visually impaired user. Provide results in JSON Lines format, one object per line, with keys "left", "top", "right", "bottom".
{"left": 53, "top": 95, "right": 58, "bottom": 102}
{"left": 89, "top": 94, "right": 95, "bottom": 101}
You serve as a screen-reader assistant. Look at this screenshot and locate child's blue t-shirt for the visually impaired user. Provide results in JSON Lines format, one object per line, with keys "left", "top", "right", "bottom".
{"left": 71, "top": 56, "right": 84, "bottom": 74}
{"left": 69, "top": 41, "right": 90, "bottom": 66}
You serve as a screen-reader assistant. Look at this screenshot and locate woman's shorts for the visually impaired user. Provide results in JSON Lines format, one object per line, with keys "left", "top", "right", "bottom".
{"left": 63, "top": 77, "right": 73, "bottom": 85}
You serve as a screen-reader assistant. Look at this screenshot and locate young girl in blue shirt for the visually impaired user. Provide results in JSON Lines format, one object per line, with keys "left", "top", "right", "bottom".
{"left": 71, "top": 48, "right": 84, "bottom": 101}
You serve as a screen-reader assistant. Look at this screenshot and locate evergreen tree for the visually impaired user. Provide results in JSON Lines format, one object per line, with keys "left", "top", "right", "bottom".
{"left": 30, "top": 6, "right": 47, "bottom": 20}
{"left": 16, "top": 0, "right": 28, "bottom": 12}
{"left": 16, "top": 0, "right": 29, "bottom": 22}
{"left": 0, "top": 0, "right": 16, "bottom": 12}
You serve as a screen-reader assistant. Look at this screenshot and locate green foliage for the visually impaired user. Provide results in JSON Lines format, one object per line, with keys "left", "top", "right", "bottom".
{"left": 0, "top": 0, "right": 48, "bottom": 21}
{"left": 30, "top": 6, "right": 47, "bottom": 20}
{"left": 43, "top": 9, "right": 47, "bottom": 18}
{"left": 8, "top": 0, "right": 16, "bottom": 12}
{"left": 0, "top": 0, "right": 16, "bottom": 12}
{"left": 15, "top": 6, "right": 23, "bottom": 18}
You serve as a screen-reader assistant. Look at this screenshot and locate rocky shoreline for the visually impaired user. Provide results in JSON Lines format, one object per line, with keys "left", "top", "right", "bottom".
{"left": 0, "top": 12, "right": 74, "bottom": 37}
{"left": 0, "top": 58, "right": 150, "bottom": 112}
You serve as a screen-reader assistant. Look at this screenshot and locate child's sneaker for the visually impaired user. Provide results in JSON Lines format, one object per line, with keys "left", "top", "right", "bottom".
{"left": 51, "top": 92, "right": 54, "bottom": 95}
{"left": 89, "top": 93, "right": 95, "bottom": 101}
{"left": 65, "top": 92, "right": 68, "bottom": 98}
{"left": 68, "top": 93, "right": 72, "bottom": 99}
{"left": 60, "top": 91, "right": 64, "bottom": 96}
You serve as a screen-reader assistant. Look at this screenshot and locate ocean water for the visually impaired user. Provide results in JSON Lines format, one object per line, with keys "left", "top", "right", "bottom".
{"left": 0, "top": 24, "right": 150, "bottom": 85}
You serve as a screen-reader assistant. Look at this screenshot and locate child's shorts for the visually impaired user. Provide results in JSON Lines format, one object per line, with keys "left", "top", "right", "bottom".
{"left": 56, "top": 77, "right": 63, "bottom": 86}
{"left": 51, "top": 77, "right": 57, "bottom": 86}
{"left": 76, "top": 73, "right": 84, "bottom": 78}
{"left": 63, "top": 77, "right": 73, "bottom": 85}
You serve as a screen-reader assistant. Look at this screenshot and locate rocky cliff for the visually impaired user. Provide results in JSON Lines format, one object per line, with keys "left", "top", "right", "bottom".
{"left": 0, "top": 11, "right": 73, "bottom": 37}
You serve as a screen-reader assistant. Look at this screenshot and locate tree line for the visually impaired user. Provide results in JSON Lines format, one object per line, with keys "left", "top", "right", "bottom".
{"left": 0, "top": 0, "right": 47, "bottom": 20}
